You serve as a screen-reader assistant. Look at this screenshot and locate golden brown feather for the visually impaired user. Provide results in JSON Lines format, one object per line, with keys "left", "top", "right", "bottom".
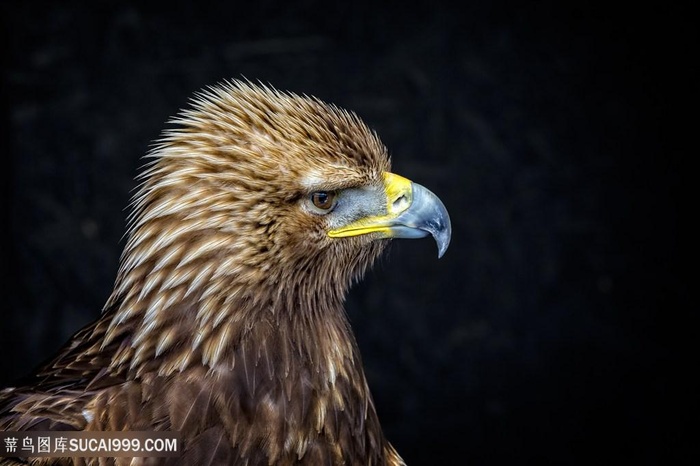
{"left": 1, "top": 80, "right": 450, "bottom": 465}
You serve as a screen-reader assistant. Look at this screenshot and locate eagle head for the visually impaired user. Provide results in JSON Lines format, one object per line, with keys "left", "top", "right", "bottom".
{"left": 113, "top": 81, "right": 451, "bottom": 333}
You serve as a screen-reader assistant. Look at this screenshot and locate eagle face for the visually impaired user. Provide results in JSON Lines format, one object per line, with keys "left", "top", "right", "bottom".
{"left": 1, "top": 80, "right": 450, "bottom": 466}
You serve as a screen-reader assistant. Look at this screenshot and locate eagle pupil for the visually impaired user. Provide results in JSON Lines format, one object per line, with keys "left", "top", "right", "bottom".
{"left": 311, "top": 191, "right": 335, "bottom": 211}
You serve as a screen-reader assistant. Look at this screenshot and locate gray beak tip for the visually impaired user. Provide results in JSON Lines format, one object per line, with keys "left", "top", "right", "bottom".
{"left": 433, "top": 213, "right": 452, "bottom": 259}
{"left": 393, "top": 181, "right": 452, "bottom": 259}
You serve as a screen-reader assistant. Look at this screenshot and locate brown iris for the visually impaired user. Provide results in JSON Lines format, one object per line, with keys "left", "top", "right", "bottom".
{"left": 310, "top": 191, "right": 337, "bottom": 211}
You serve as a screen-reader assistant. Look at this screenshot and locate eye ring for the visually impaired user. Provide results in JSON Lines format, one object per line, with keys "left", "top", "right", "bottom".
{"left": 310, "top": 191, "right": 337, "bottom": 212}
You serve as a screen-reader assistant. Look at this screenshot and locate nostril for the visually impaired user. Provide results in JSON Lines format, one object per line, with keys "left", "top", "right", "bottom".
{"left": 393, "top": 194, "right": 408, "bottom": 210}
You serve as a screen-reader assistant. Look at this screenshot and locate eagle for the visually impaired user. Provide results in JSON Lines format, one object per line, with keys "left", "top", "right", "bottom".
{"left": 1, "top": 81, "right": 451, "bottom": 465}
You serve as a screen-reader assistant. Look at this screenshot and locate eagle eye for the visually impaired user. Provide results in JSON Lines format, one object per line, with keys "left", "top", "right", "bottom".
{"left": 310, "top": 191, "right": 337, "bottom": 213}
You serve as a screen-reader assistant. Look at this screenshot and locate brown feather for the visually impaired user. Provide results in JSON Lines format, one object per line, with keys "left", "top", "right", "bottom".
{"left": 1, "top": 81, "right": 406, "bottom": 465}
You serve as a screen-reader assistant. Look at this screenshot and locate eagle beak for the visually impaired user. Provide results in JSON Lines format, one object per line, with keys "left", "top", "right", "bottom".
{"left": 329, "top": 172, "right": 452, "bottom": 258}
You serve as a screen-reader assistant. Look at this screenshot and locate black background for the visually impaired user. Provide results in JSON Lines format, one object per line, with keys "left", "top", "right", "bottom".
{"left": 0, "top": 2, "right": 689, "bottom": 465}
